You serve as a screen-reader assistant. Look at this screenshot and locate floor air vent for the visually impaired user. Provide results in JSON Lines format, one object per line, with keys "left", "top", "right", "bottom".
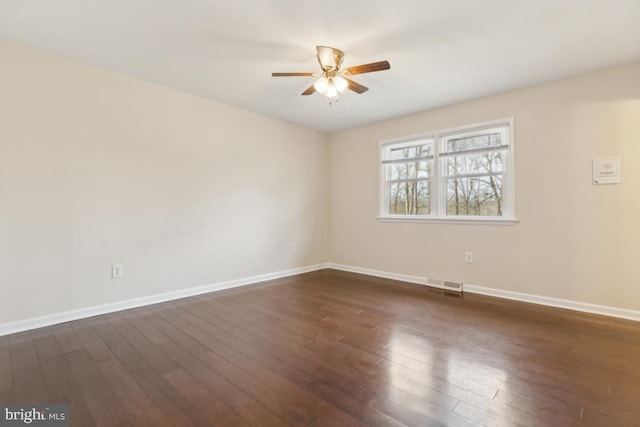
{"left": 426, "top": 278, "right": 463, "bottom": 293}
{"left": 443, "top": 280, "right": 463, "bottom": 292}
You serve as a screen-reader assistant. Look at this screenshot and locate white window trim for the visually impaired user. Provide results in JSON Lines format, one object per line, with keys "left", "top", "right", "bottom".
{"left": 378, "top": 118, "right": 517, "bottom": 224}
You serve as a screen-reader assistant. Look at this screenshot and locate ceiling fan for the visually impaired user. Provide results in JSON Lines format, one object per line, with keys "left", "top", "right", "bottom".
{"left": 272, "top": 46, "right": 390, "bottom": 99}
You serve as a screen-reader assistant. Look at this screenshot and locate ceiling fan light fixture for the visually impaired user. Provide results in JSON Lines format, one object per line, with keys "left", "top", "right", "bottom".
{"left": 334, "top": 75, "right": 348, "bottom": 93}
{"left": 325, "top": 84, "right": 338, "bottom": 98}
{"left": 313, "top": 77, "right": 329, "bottom": 94}
{"left": 313, "top": 75, "right": 347, "bottom": 98}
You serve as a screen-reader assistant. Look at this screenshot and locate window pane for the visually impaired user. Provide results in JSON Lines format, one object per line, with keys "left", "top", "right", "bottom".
{"left": 446, "top": 151, "right": 504, "bottom": 176}
{"left": 389, "top": 143, "right": 432, "bottom": 161}
{"left": 445, "top": 130, "right": 503, "bottom": 153}
{"left": 446, "top": 175, "right": 502, "bottom": 216}
{"left": 381, "top": 122, "right": 510, "bottom": 219}
{"left": 388, "top": 160, "right": 431, "bottom": 181}
{"left": 388, "top": 180, "right": 430, "bottom": 215}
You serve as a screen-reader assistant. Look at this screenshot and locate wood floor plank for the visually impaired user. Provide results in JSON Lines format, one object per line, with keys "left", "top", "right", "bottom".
{"left": 174, "top": 302, "right": 317, "bottom": 385}
{"left": 32, "top": 333, "right": 79, "bottom": 402}
{"left": 135, "top": 306, "right": 209, "bottom": 356}
{"left": 9, "top": 332, "right": 48, "bottom": 402}
{"left": 453, "top": 401, "right": 529, "bottom": 427}
{"left": 127, "top": 368, "right": 207, "bottom": 427}
{"left": 197, "top": 349, "right": 317, "bottom": 426}
{"left": 203, "top": 296, "right": 368, "bottom": 376}
{"left": 175, "top": 296, "right": 458, "bottom": 424}
{"left": 366, "top": 395, "right": 442, "bottom": 427}
{"left": 71, "top": 319, "right": 115, "bottom": 363}
{"left": 200, "top": 298, "right": 356, "bottom": 376}
{"left": 90, "top": 315, "right": 216, "bottom": 425}
{"left": 183, "top": 299, "right": 396, "bottom": 423}
{"left": 488, "top": 390, "right": 596, "bottom": 427}
{"left": 200, "top": 295, "right": 314, "bottom": 347}
{"left": 305, "top": 378, "right": 407, "bottom": 427}
{"left": 120, "top": 310, "right": 170, "bottom": 346}
{"left": 104, "top": 313, "right": 178, "bottom": 375}
{"left": 191, "top": 301, "right": 360, "bottom": 389}
{"left": 157, "top": 340, "right": 289, "bottom": 426}
{"left": 163, "top": 368, "right": 251, "bottom": 427}
{"left": 89, "top": 316, "right": 145, "bottom": 369}
{"left": 63, "top": 349, "right": 130, "bottom": 425}
{"left": 67, "top": 392, "right": 98, "bottom": 427}
{"left": 0, "top": 336, "right": 14, "bottom": 402}
{"left": 156, "top": 307, "right": 326, "bottom": 425}
{"left": 52, "top": 323, "right": 84, "bottom": 354}
{"left": 237, "top": 358, "right": 365, "bottom": 427}
{"left": 229, "top": 292, "right": 347, "bottom": 341}
{"left": 96, "top": 358, "right": 172, "bottom": 426}
{"left": 2, "top": 270, "right": 639, "bottom": 426}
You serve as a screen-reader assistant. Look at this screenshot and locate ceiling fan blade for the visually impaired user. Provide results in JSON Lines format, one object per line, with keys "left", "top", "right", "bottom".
{"left": 345, "top": 60, "right": 390, "bottom": 75}
{"left": 301, "top": 84, "right": 316, "bottom": 96}
{"left": 345, "top": 78, "right": 368, "bottom": 94}
{"left": 272, "top": 72, "right": 314, "bottom": 77}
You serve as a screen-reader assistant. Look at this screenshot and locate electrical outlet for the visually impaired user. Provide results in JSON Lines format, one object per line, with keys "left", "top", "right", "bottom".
{"left": 291, "top": 243, "right": 297, "bottom": 253}
{"left": 465, "top": 252, "right": 473, "bottom": 264}
{"left": 112, "top": 264, "right": 123, "bottom": 279}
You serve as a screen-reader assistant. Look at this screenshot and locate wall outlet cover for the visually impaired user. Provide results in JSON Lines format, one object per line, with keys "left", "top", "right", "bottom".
{"left": 112, "top": 264, "right": 123, "bottom": 279}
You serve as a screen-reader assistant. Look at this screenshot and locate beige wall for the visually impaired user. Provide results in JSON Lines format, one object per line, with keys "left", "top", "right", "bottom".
{"left": 328, "top": 61, "right": 640, "bottom": 310}
{"left": 0, "top": 41, "right": 329, "bottom": 325}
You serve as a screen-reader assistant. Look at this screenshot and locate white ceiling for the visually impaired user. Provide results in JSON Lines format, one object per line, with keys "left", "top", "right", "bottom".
{"left": 1, "top": 0, "right": 639, "bottom": 133}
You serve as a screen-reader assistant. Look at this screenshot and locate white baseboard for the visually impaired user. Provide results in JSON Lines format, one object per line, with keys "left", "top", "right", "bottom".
{"left": 463, "top": 284, "right": 640, "bottom": 322}
{"left": 0, "top": 264, "right": 323, "bottom": 336}
{"left": 326, "top": 263, "right": 427, "bottom": 286}
{"left": 325, "top": 263, "right": 464, "bottom": 293}
{"left": 327, "top": 263, "right": 640, "bottom": 322}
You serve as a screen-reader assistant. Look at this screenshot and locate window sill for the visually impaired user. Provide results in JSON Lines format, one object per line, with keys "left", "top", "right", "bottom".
{"left": 377, "top": 215, "right": 519, "bottom": 225}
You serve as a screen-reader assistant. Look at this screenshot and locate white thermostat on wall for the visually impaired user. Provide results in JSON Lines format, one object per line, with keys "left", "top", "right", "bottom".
{"left": 593, "top": 157, "right": 620, "bottom": 185}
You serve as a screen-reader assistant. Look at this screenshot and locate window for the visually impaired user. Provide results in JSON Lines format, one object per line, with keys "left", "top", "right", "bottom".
{"left": 379, "top": 119, "right": 515, "bottom": 223}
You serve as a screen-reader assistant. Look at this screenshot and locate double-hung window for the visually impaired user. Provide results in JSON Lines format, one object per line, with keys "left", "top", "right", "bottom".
{"left": 379, "top": 119, "right": 515, "bottom": 223}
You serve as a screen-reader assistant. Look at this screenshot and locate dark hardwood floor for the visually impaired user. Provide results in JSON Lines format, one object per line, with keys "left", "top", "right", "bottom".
{"left": 2, "top": 269, "right": 640, "bottom": 426}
